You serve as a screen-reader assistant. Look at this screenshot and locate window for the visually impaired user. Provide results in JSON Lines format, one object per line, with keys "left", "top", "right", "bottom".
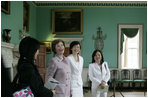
{"left": 118, "top": 24, "right": 143, "bottom": 69}
{"left": 121, "top": 31, "right": 139, "bottom": 69}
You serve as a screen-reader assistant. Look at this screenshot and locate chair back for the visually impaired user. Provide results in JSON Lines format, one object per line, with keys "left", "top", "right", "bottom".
{"left": 121, "top": 69, "right": 130, "bottom": 80}
{"left": 111, "top": 69, "right": 120, "bottom": 81}
{"left": 133, "top": 69, "right": 142, "bottom": 80}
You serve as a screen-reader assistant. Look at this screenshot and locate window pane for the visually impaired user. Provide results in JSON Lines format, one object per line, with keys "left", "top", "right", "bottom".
{"left": 122, "top": 32, "right": 139, "bottom": 69}
{"left": 127, "top": 49, "right": 138, "bottom": 69}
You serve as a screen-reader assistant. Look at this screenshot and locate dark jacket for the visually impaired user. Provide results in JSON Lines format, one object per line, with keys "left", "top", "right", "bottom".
{"left": 17, "top": 60, "right": 53, "bottom": 97}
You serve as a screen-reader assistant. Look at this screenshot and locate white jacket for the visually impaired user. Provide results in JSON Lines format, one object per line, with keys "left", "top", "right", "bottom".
{"left": 89, "top": 62, "right": 110, "bottom": 88}
{"left": 67, "top": 54, "right": 83, "bottom": 87}
{"left": 67, "top": 54, "right": 84, "bottom": 97}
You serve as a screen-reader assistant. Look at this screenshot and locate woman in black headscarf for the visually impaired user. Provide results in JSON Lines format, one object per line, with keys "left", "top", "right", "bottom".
{"left": 13, "top": 37, "right": 55, "bottom": 97}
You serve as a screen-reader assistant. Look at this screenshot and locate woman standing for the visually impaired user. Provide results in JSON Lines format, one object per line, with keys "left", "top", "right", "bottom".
{"left": 89, "top": 49, "right": 110, "bottom": 97}
{"left": 13, "top": 37, "right": 55, "bottom": 97}
{"left": 67, "top": 41, "right": 83, "bottom": 97}
{"left": 45, "top": 39, "right": 71, "bottom": 97}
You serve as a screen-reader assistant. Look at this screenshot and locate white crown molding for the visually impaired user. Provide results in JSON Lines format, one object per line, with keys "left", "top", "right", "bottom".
{"left": 34, "top": 1, "right": 147, "bottom": 4}
{"left": 33, "top": 1, "right": 147, "bottom": 7}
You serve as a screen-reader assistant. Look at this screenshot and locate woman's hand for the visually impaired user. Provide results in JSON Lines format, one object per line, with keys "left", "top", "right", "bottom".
{"left": 101, "top": 81, "right": 106, "bottom": 89}
{"left": 51, "top": 89, "right": 56, "bottom": 95}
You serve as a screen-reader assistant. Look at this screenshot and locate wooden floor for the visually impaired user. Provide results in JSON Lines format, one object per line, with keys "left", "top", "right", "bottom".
{"left": 84, "top": 88, "right": 147, "bottom": 97}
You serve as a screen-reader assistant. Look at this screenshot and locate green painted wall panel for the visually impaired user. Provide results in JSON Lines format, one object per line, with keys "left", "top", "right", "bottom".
{"left": 27, "top": 2, "right": 37, "bottom": 38}
{"left": 1, "top": 1, "right": 23, "bottom": 44}
{"left": 36, "top": 7, "right": 52, "bottom": 41}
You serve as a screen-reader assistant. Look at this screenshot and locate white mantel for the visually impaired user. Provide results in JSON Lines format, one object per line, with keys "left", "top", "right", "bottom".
{"left": 1, "top": 42, "right": 19, "bottom": 81}
{"left": 1, "top": 42, "right": 15, "bottom": 68}
{"left": 52, "top": 37, "right": 84, "bottom": 47}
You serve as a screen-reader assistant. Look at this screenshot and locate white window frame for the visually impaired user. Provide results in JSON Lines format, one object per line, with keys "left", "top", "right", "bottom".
{"left": 118, "top": 24, "right": 143, "bottom": 69}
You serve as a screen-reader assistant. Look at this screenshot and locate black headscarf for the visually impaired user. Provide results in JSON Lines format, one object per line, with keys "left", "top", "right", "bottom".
{"left": 17, "top": 37, "right": 40, "bottom": 72}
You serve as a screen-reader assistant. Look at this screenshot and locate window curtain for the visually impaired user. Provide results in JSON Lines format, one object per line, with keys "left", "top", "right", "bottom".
{"left": 120, "top": 28, "right": 138, "bottom": 54}
{"left": 124, "top": 38, "right": 128, "bottom": 67}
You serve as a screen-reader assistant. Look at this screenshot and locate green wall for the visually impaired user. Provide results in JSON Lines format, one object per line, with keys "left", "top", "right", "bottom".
{"left": 36, "top": 7, "right": 147, "bottom": 68}
{"left": 1, "top": 1, "right": 23, "bottom": 44}
{"left": 1, "top": 1, "right": 37, "bottom": 44}
{"left": 28, "top": 2, "right": 37, "bottom": 38}
{"left": 1, "top": 1, "right": 147, "bottom": 68}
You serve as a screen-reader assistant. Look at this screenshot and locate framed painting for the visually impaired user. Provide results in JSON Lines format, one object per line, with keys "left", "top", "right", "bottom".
{"left": 52, "top": 9, "right": 83, "bottom": 35}
{"left": 1, "top": 1, "right": 10, "bottom": 14}
{"left": 41, "top": 42, "right": 52, "bottom": 54}
{"left": 23, "top": 1, "right": 30, "bottom": 31}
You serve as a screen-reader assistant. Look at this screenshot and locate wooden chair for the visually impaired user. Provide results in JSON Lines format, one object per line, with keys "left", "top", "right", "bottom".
{"left": 121, "top": 69, "right": 133, "bottom": 88}
{"left": 110, "top": 70, "right": 120, "bottom": 97}
{"left": 132, "top": 69, "right": 147, "bottom": 96}
{"left": 132, "top": 69, "right": 145, "bottom": 88}
{"left": 110, "top": 69, "right": 124, "bottom": 97}
{"left": 110, "top": 69, "right": 120, "bottom": 88}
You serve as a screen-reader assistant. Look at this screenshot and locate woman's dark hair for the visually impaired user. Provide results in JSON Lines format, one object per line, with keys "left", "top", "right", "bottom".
{"left": 17, "top": 37, "right": 40, "bottom": 71}
{"left": 69, "top": 41, "right": 81, "bottom": 54}
{"left": 92, "top": 49, "right": 104, "bottom": 64}
{"left": 52, "top": 39, "right": 65, "bottom": 54}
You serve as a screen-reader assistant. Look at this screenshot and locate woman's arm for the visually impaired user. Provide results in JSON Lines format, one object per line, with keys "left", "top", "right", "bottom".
{"left": 45, "top": 59, "right": 58, "bottom": 82}
{"left": 29, "top": 71, "right": 53, "bottom": 97}
{"left": 102, "top": 62, "right": 110, "bottom": 83}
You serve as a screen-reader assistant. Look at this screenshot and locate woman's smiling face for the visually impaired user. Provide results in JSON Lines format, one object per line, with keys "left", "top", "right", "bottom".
{"left": 94, "top": 51, "right": 102, "bottom": 63}
{"left": 55, "top": 41, "right": 65, "bottom": 55}
{"left": 71, "top": 44, "right": 81, "bottom": 54}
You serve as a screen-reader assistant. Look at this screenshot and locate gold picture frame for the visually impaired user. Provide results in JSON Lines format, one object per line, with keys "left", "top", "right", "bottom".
{"left": 41, "top": 42, "right": 52, "bottom": 54}
{"left": 23, "top": 1, "right": 30, "bottom": 31}
{"left": 52, "top": 9, "right": 83, "bottom": 35}
{"left": 1, "top": 1, "right": 10, "bottom": 14}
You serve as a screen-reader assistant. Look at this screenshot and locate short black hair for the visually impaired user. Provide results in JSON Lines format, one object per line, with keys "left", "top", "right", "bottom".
{"left": 52, "top": 39, "right": 65, "bottom": 54}
{"left": 92, "top": 49, "right": 104, "bottom": 64}
{"left": 69, "top": 41, "right": 81, "bottom": 54}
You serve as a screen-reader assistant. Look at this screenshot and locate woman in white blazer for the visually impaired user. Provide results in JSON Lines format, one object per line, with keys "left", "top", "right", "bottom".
{"left": 89, "top": 49, "right": 110, "bottom": 97}
{"left": 67, "top": 41, "right": 83, "bottom": 97}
